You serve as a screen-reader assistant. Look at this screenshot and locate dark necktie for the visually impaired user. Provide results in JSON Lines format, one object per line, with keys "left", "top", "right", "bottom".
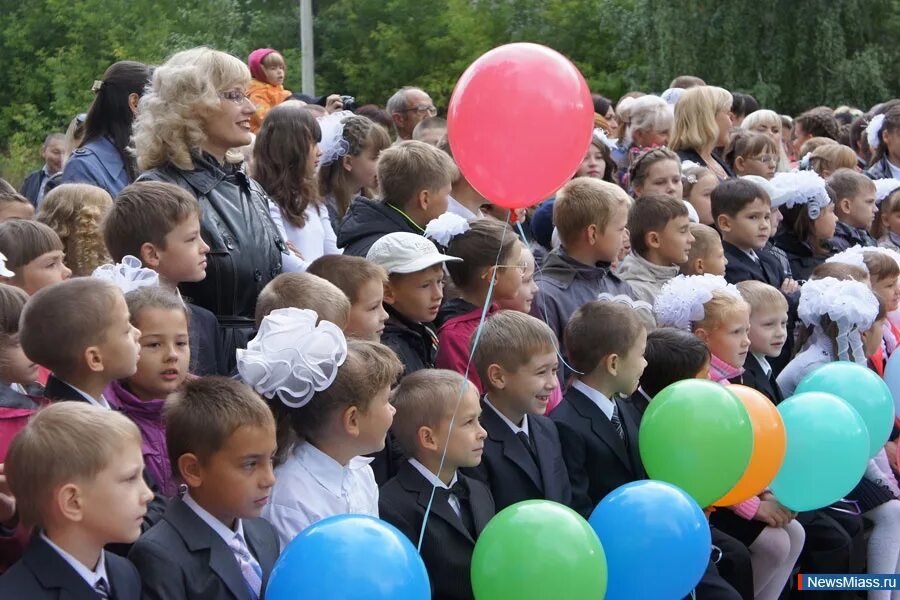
{"left": 445, "top": 479, "right": 476, "bottom": 537}
{"left": 610, "top": 404, "right": 627, "bottom": 447}
{"left": 517, "top": 430, "right": 539, "bottom": 464}
{"left": 94, "top": 578, "right": 110, "bottom": 599}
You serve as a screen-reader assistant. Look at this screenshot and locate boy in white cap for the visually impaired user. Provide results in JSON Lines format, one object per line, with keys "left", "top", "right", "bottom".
{"left": 366, "top": 232, "right": 462, "bottom": 376}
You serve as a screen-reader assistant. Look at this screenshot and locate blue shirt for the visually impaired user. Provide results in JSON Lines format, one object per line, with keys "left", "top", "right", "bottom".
{"left": 59, "top": 136, "right": 130, "bottom": 197}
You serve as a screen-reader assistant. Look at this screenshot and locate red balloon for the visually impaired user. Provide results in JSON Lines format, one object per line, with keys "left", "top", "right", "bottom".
{"left": 447, "top": 43, "right": 594, "bottom": 210}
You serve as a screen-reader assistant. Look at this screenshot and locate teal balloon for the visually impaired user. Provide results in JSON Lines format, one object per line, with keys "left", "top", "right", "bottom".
{"left": 639, "top": 379, "right": 753, "bottom": 507}
{"left": 796, "top": 361, "right": 893, "bottom": 458}
{"left": 770, "top": 392, "right": 869, "bottom": 512}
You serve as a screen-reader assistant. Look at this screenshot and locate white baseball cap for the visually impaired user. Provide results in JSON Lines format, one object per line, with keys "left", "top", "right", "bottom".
{"left": 366, "top": 232, "right": 462, "bottom": 274}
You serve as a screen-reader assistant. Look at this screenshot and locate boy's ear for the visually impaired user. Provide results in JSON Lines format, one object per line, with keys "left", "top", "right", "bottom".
{"left": 734, "top": 156, "right": 745, "bottom": 173}
{"left": 485, "top": 363, "right": 507, "bottom": 390}
{"left": 56, "top": 483, "right": 84, "bottom": 523}
{"left": 343, "top": 405, "right": 361, "bottom": 437}
{"left": 604, "top": 353, "right": 620, "bottom": 377}
{"left": 645, "top": 230, "right": 661, "bottom": 250}
{"left": 140, "top": 242, "right": 161, "bottom": 269}
{"left": 417, "top": 425, "right": 438, "bottom": 452}
{"left": 415, "top": 189, "right": 430, "bottom": 212}
{"left": 838, "top": 197, "right": 851, "bottom": 215}
{"left": 84, "top": 345, "right": 104, "bottom": 373}
{"left": 382, "top": 281, "right": 397, "bottom": 305}
{"left": 584, "top": 223, "right": 598, "bottom": 246}
{"left": 716, "top": 213, "right": 732, "bottom": 233}
{"left": 693, "top": 327, "right": 710, "bottom": 343}
{"left": 178, "top": 453, "right": 204, "bottom": 488}
{"left": 693, "top": 258, "right": 705, "bottom": 275}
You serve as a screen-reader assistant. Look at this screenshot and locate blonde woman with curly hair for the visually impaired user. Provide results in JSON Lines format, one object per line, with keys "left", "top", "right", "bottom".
{"left": 670, "top": 86, "right": 735, "bottom": 181}
{"left": 133, "top": 47, "right": 287, "bottom": 370}
{"left": 37, "top": 183, "right": 113, "bottom": 276}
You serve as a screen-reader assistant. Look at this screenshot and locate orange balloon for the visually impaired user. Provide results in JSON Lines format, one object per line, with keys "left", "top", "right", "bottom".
{"left": 714, "top": 385, "right": 787, "bottom": 506}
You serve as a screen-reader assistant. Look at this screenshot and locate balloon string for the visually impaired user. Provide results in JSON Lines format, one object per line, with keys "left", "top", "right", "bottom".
{"left": 416, "top": 216, "right": 510, "bottom": 552}
{"left": 513, "top": 219, "right": 583, "bottom": 377}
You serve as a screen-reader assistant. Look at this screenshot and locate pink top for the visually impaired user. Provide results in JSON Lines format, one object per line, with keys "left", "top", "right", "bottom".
{"left": 435, "top": 304, "right": 499, "bottom": 393}
{"left": 708, "top": 354, "right": 743, "bottom": 384}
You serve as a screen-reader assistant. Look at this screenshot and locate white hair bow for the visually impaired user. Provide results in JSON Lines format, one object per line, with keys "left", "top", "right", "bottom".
{"left": 91, "top": 256, "right": 159, "bottom": 293}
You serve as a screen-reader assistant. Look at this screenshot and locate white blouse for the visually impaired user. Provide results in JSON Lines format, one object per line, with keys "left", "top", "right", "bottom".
{"left": 262, "top": 441, "right": 378, "bottom": 549}
{"left": 268, "top": 201, "right": 341, "bottom": 272}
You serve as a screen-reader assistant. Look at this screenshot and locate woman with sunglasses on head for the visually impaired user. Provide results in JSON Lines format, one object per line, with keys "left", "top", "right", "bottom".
{"left": 55, "top": 61, "right": 151, "bottom": 197}
{"left": 133, "top": 48, "right": 287, "bottom": 372}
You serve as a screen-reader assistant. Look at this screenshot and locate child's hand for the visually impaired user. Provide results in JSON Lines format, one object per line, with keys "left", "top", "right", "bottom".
{"left": 780, "top": 278, "right": 801, "bottom": 294}
{"left": 755, "top": 499, "right": 791, "bottom": 527}
{"left": 0, "top": 464, "right": 16, "bottom": 526}
{"left": 325, "top": 94, "right": 344, "bottom": 113}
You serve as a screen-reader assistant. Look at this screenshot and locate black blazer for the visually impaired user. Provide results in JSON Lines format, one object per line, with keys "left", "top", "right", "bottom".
{"left": 731, "top": 354, "right": 784, "bottom": 405}
{"left": 379, "top": 462, "right": 495, "bottom": 600}
{"left": 551, "top": 385, "right": 646, "bottom": 518}
{"left": 722, "top": 241, "right": 785, "bottom": 289}
{"left": 460, "top": 399, "right": 572, "bottom": 511}
{"left": 0, "top": 534, "right": 141, "bottom": 600}
{"left": 186, "top": 302, "right": 228, "bottom": 376}
{"left": 128, "top": 495, "right": 280, "bottom": 600}
{"left": 41, "top": 374, "right": 168, "bottom": 544}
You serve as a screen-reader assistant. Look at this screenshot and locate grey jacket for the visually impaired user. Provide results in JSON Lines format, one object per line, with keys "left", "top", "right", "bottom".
{"left": 616, "top": 252, "right": 680, "bottom": 305}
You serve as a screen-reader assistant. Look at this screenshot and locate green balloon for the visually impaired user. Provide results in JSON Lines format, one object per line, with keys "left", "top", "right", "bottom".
{"left": 639, "top": 379, "right": 754, "bottom": 507}
{"left": 471, "top": 500, "right": 607, "bottom": 600}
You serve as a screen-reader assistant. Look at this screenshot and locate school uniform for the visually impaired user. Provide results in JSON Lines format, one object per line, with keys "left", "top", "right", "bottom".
{"left": 128, "top": 494, "right": 279, "bottom": 600}
{"left": 460, "top": 397, "right": 572, "bottom": 512}
{"left": 379, "top": 460, "right": 495, "bottom": 600}
{"left": 730, "top": 352, "right": 784, "bottom": 404}
{"left": 0, "top": 533, "right": 140, "bottom": 599}
{"left": 186, "top": 302, "right": 229, "bottom": 376}
{"left": 723, "top": 241, "right": 786, "bottom": 289}
{"left": 551, "top": 381, "right": 645, "bottom": 518}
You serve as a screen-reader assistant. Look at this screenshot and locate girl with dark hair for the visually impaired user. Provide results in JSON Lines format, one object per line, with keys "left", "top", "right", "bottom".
{"left": 58, "top": 61, "right": 152, "bottom": 196}
{"left": 254, "top": 103, "right": 341, "bottom": 271}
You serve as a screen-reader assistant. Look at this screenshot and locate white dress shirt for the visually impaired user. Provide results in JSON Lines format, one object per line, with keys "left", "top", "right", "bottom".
{"left": 447, "top": 196, "right": 483, "bottom": 221}
{"left": 268, "top": 202, "right": 341, "bottom": 272}
{"left": 408, "top": 458, "right": 462, "bottom": 518}
{"left": 571, "top": 380, "right": 615, "bottom": 420}
{"left": 40, "top": 532, "right": 109, "bottom": 591}
{"left": 262, "top": 441, "right": 378, "bottom": 548}
{"left": 751, "top": 352, "right": 772, "bottom": 377}
{"left": 67, "top": 382, "right": 111, "bottom": 409}
{"left": 482, "top": 396, "right": 529, "bottom": 436}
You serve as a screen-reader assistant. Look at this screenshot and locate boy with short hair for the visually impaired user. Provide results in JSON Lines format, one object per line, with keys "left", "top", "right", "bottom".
{"left": 532, "top": 177, "right": 633, "bottom": 350}
{"left": 0, "top": 402, "right": 152, "bottom": 598}
{"left": 337, "top": 140, "right": 458, "bottom": 257}
{"left": 0, "top": 219, "right": 71, "bottom": 295}
{"left": 828, "top": 168, "right": 878, "bottom": 251}
{"left": 631, "top": 327, "right": 711, "bottom": 415}
{"left": 128, "top": 377, "right": 281, "bottom": 599}
{"left": 411, "top": 116, "right": 448, "bottom": 146}
{"left": 366, "top": 231, "right": 462, "bottom": 375}
{"left": 552, "top": 301, "right": 648, "bottom": 517}
{"left": 734, "top": 281, "right": 790, "bottom": 404}
{"left": 103, "top": 181, "right": 225, "bottom": 375}
{"left": 254, "top": 272, "right": 351, "bottom": 329}
{"left": 380, "top": 369, "right": 494, "bottom": 600}
{"left": 617, "top": 194, "right": 695, "bottom": 303}
{"left": 20, "top": 278, "right": 141, "bottom": 407}
{"left": 680, "top": 223, "right": 727, "bottom": 276}
{"left": 307, "top": 255, "right": 389, "bottom": 341}
{"left": 463, "top": 310, "right": 572, "bottom": 511}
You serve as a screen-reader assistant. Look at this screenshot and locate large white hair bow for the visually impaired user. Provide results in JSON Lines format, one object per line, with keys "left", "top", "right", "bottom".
{"left": 654, "top": 274, "right": 741, "bottom": 331}
{"left": 91, "top": 256, "right": 159, "bottom": 293}
{"left": 798, "top": 277, "right": 878, "bottom": 364}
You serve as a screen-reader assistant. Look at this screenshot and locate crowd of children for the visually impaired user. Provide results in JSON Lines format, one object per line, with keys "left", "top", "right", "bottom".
{"left": 1, "top": 47, "right": 900, "bottom": 599}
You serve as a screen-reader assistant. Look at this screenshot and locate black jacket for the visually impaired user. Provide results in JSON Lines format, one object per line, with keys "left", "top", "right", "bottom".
{"left": 552, "top": 385, "right": 645, "bottom": 518}
{"left": 128, "top": 495, "right": 279, "bottom": 600}
{"left": 0, "top": 535, "right": 141, "bottom": 600}
{"left": 676, "top": 148, "right": 735, "bottom": 179}
{"left": 772, "top": 231, "right": 831, "bottom": 282}
{"left": 380, "top": 304, "right": 438, "bottom": 376}
{"left": 831, "top": 220, "right": 877, "bottom": 252}
{"left": 337, "top": 198, "right": 423, "bottom": 257}
{"left": 866, "top": 155, "right": 897, "bottom": 181}
{"left": 19, "top": 169, "right": 46, "bottom": 207}
{"left": 138, "top": 153, "right": 285, "bottom": 370}
{"left": 379, "top": 462, "right": 495, "bottom": 600}
{"left": 460, "top": 398, "right": 572, "bottom": 512}
{"left": 730, "top": 353, "right": 784, "bottom": 405}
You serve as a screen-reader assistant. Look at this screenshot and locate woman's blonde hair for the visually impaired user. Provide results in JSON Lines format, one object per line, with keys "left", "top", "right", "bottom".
{"left": 37, "top": 183, "right": 113, "bottom": 276}
{"left": 133, "top": 47, "right": 250, "bottom": 171}
{"left": 742, "top": 109, "right": 791, "bottom": 172}
{"left": 670, "top": 86, "right": 733, "bottom": 152}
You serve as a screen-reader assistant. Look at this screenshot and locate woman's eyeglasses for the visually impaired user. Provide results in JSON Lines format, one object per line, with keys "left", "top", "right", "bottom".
{"left": 219, "top": 90, "right": 252, "bottom": 104}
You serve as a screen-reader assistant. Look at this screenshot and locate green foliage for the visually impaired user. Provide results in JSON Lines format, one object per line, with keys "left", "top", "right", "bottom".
{"left": 1, "top": 0, "right": 899, "bottom": 184}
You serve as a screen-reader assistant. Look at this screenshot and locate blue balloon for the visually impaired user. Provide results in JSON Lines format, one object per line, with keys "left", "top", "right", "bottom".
{"left": 770, "top": 391, "right": 870, "bottom": 512}
{"left": 883, "top": 350, "right": 900, "bottom": 419}
{"left": 796, "top": 361, "right": 893, "bottom": 457}
{"left": 266, "top": 515, "right": 431, "bottom": 600}
{"left": 589, "top": 480, "right": 710, "bottom": 600}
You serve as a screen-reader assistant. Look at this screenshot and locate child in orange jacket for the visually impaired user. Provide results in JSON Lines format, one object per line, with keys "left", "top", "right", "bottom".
{"left": 248, "top": 48, "right": 292, "bottom": 133}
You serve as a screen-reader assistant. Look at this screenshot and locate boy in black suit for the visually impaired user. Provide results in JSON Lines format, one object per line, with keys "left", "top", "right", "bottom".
{"left": 104, "top": 181, "right": 227, "bottom": 376}
{"left": 0, "top": 402, "right": 153, "bottom": 599}
{"left": 128, "top": 377, "right": 281, "bottom": 600}
{"left": 732, "top": 281, "right": 788, "bottom": 404}
{"left": 380, "top": 369, "right": 494, "bottom": 600}
{"left": 551, "top": 301, "right": 647, "bottom": 518}
{"left": 461, "top": 310, "right": 572, "bottom": 511}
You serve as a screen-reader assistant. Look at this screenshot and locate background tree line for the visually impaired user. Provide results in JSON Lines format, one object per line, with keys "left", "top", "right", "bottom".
{"left": 1, "top": 0, "right": 898, "bottom": 185}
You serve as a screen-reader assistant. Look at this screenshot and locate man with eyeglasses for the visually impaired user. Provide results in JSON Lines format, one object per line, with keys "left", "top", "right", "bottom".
{"left": 387, "top": 87, "right": 437, "bottom": 142}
